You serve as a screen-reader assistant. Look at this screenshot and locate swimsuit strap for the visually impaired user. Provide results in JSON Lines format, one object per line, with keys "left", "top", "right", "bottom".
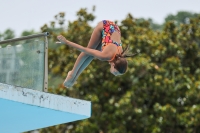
{"left": 109, "top": 46, "right": 122, "bottom": 62}
{"left": 112, "top": 41, "right": 122, "bottom": 47}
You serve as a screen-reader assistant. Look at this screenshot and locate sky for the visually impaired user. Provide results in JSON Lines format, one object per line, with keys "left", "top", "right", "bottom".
{"left": 1, "top": 0, "right": 200, "bottom": 37}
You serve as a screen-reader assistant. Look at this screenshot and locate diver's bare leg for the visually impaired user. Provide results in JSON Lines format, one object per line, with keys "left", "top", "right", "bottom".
{"left": 64, "top": 22, "right": 103, "bottom": 87}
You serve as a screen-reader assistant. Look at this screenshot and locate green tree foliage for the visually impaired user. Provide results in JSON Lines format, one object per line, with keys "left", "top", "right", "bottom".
{"left": 20, "top": 30, "right": 36, "bottom": 36}
{"left": 165, "top": 11, "right": 199, "bottom": 25}
{"left": 135, "top": 17, "right": 162, "bottom": 31}
{"left": 24, "top": 9, "right": 200, "bottom": 133}
{"left": 0, "top": 29, "right": 15, "bottom": 41}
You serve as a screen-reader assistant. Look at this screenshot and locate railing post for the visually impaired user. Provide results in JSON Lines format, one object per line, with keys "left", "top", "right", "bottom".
{"left": 44, "top": 35, "right": 48, "bottom": 92}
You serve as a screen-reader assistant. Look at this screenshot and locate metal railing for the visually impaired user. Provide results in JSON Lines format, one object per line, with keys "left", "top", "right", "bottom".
{"left": 0, "top": 32, "right": 49, "bottom": 45}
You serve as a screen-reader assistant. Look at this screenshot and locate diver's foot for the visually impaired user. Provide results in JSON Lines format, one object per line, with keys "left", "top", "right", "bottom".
{"left": 63, "top": 71, "right": 74, "bottom": 88}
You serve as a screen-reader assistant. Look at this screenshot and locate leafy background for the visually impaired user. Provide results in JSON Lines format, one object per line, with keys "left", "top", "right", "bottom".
{"left": 1, "top": 6, "right": 200, "bottom": 133}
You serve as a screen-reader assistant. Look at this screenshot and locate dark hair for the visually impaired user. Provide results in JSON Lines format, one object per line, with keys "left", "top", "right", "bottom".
{"left": 113, "top": 45, "right": 138, "bottom": 74}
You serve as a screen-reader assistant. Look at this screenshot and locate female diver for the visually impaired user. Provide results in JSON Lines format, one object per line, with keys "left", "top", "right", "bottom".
{"left": 57, "top": 20, "right": 137, "bottom": 88}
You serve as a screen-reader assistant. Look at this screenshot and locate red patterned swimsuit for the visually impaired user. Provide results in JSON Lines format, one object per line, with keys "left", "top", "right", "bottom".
{"left": 101, "top": 20, "right": 122, "bottom": 51}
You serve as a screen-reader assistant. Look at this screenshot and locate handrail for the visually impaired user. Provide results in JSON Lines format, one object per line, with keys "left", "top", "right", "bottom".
{"left": 0, "top": 32, "right": 49, "bottom": 45}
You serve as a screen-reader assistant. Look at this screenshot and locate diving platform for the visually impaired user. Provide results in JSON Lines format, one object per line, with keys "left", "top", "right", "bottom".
{"left": 0, "top": 83, "right": 91, "bottom": 133}
{"left": 0, "top": 33, "right": 91, "bottom": 133}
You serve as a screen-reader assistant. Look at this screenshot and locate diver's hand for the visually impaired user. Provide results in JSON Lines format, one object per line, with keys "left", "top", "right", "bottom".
{"left": 57, "top": 35, "right": 67, "bottom": 44}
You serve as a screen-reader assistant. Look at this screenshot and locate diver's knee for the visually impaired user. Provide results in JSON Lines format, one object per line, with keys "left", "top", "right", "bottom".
{"left": 96, "top": 21, "right": 103, "bottom": 30}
